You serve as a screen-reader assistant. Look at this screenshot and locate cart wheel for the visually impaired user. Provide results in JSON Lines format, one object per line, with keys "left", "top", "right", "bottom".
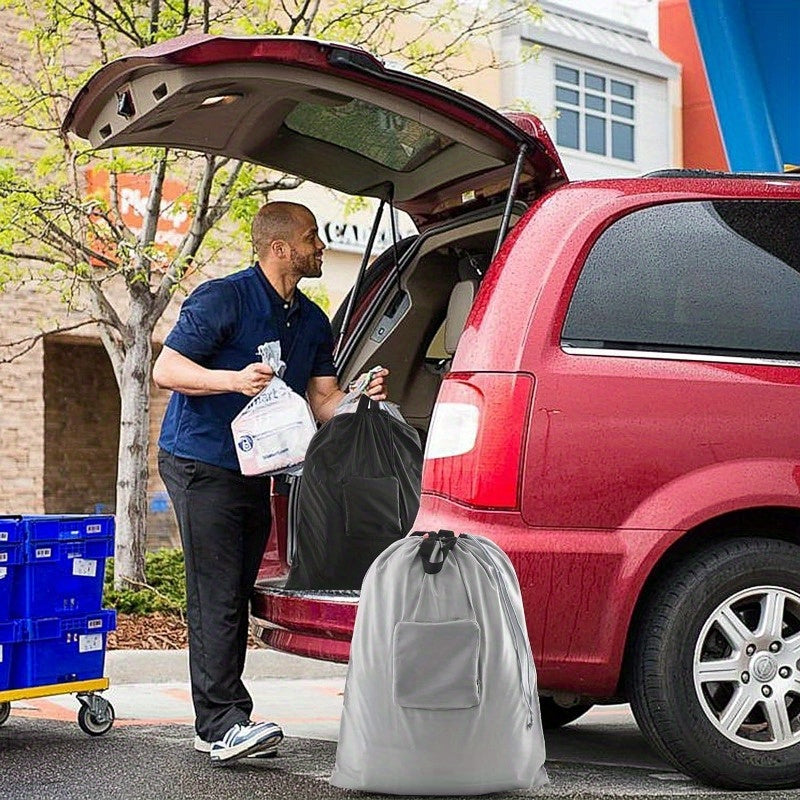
{"left": 77, "top": 699, "right": 114, "bottom": 736}
{"left": 0, "top": 702, "right": 10, "bottom": 726}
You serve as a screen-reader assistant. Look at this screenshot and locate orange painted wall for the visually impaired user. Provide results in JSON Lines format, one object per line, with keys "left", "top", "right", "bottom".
{"left": 659, "top": 0, "right": 728, "bottom": 170}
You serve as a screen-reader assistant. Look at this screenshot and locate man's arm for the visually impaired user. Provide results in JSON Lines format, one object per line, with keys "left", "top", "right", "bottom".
{"left": 306, "top": 369, "right": 389, "bottom": 423}
{"left": 306, "top": 376, "right": 346, "bottom": 424}
{"left": 153, "top": 346, "right": 274, "bottom": 397}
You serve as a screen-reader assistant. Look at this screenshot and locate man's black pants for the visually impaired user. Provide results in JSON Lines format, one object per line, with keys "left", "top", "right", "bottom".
{"left": 158, "top": 450, "right": 271, "bottom": 742}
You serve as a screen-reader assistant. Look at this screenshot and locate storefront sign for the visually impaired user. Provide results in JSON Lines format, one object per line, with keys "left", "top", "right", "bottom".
{"left": 85, "top": 169, "right": 191, "bottom": 264}
{"left": 321, "top": 217, "right": 415, "bottom": 254}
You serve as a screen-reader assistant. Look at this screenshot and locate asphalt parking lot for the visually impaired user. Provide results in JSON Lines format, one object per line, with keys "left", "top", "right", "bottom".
{"left": 2, "top": 650, "right": 799, "bottom": 799}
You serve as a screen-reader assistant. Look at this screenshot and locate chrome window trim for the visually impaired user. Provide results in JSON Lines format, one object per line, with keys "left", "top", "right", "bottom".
{"left": 561, "top": 343, "right": 800, "bottom": 368}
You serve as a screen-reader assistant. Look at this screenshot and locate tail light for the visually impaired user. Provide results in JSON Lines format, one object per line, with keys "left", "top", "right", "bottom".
{"left": 422, "top": 372, "right": 533, "bottom": 509}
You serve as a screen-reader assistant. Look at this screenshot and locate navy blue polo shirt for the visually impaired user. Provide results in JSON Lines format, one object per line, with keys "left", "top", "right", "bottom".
{"left": 158, "top": 265, "right": 337, "bottom": 471}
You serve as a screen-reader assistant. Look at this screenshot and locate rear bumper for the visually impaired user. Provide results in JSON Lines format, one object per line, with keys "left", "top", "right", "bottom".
{"left": 250, "top": 587, "right": 358, "bottom": 664}
{"left": 251, "top": 492, "right": 666, "bottom": 695}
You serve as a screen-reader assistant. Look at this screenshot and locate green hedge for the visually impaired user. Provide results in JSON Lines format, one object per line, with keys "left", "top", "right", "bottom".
{"left": 104, "top": 548, "right": 186, "bottom": 615}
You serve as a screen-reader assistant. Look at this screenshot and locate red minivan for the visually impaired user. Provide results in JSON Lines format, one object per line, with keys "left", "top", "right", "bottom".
{"left": 66, "top": 36, "right": 800, "bottom": 790}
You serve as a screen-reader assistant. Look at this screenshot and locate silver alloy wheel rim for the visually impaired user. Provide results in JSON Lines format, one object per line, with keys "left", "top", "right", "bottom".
{"left": 693, "top": 585, "right": 800, "bottom": 751}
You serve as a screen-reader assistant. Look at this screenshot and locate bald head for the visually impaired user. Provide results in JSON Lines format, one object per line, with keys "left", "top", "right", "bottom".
{"left": 253, "top": 201, "right": 325, "bottom": 286}
{"left": 252, "top": 202, "right": 313, "bottom": 257}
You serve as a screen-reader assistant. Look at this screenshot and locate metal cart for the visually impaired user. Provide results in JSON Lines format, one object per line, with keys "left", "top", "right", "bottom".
{"left": 0, "top": 677, "right": 115, "bottom": 736}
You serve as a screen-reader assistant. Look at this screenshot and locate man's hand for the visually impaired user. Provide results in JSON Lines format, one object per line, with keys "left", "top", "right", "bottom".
{"left": 233, "top": 363, "right": 275, "bottom": 396}
{"left": 363, "top": 367, "right": 389, "bottom": 402}
{"left": 307, "top": 366, "right": 390, "bottom": 424}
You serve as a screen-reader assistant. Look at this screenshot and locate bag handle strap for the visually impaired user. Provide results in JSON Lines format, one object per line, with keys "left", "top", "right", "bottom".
{"left": 413, "top": 530, "right": 457, "bottom": 574}
{"left": 357, "top": 393, "right": 379, "bottom": 414}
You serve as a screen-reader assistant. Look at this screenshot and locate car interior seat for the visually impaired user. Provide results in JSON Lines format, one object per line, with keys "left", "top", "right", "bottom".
{"left": 444, "top": 279, "right": 479, "bottom": 357}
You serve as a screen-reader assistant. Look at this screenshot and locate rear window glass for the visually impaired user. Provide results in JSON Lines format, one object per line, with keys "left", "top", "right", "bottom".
{"left": 562, "top": 200, "right": 800, "bottom": 359}
{"left": 284, "top": 99, "right": 454, "bottom": 173}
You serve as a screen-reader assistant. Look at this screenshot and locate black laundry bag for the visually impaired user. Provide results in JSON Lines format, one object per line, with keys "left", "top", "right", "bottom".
{"left": 285, "top": 395, "right": 423, "bottom": 590}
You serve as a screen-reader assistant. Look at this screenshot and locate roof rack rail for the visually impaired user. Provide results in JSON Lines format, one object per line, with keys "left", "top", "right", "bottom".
{"left": 643, "top": 168, "right": 800, "bottom": 180}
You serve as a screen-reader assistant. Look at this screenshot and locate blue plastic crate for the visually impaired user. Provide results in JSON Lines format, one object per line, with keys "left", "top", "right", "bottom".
{"left": 0, "top": 620, "right": 22, "bottom": 690}
{"left": 0, "top": 517, "right": 24, "bottom": 545}
{"left": 0, "top": 544, "right": 23, "bottom": 622}
{"left": 13, "top": 537, "right": 114, "bottom": 618}
{"left": 23, "top": 515, "right": 115, "bottom": 543}
{"left": 11, "top": 611, "right": 116, "bottom": 689}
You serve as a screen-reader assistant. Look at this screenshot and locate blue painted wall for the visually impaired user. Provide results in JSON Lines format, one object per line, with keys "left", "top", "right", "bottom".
{"left": 688, "top": 0, "right": 800, "bottom": 171}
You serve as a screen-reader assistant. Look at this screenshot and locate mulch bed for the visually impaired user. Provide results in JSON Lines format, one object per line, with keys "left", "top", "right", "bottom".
{"left": 107, "top": 612, "right": 189, "bottom": 650}
{"left": 107, "top": 612, "right": 260, "bottom": 650}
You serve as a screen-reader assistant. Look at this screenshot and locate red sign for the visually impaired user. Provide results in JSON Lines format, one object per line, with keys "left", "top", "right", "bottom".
{"left": 86, "top": 169, "right": 192, "bottom": 264}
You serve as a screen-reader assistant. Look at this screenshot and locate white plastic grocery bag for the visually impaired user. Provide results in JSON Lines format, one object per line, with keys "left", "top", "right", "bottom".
{"left": 334, "top": 365, "right": 406, "bottom": 423}
{"left": 230, "top": 342, "right": 317, "bottom": 476}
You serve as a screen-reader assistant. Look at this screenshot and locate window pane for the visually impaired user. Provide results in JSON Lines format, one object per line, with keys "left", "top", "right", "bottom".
{"left": 556, "top": 108, "right": 579, "bottom": 149}
{"left": 585, "top": 73, "right": 605, "bottom": 91}
{"left": 611, "top": 80, "right": 634, "bottom": 99}
{"left": 585, "top": 115, "right": 605, "bottom": 155}
{"left": 556, "top": 65, "right": 579, "bottom": 85}
{"left": 611, "top": 101, "right": 634, "bottom": 119}
{"left": 611, "top": 121, "right": 634, "bottom": 160}
{"left": 562, "top": 201, "right": 800, "bottom": 358}
{"left": 285, "top": 99, "right": 453, "bottom": 172}
{"left": 556, "top": 87, "right": 579, "bottom": 105}
{"left": 585, "top": 94, "right": 606, "bottom": 112}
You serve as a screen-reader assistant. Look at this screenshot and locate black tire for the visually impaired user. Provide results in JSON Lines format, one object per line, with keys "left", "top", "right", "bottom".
{"left": 77, "top": 700, "right": 115, "bottom": 736}
{"left": 539, "top": 696, "right": 594, "bottom": 729}
{"left": 0, "top": 701, "right": 10, "bottom": 726}
{"left": 627, "top": 537, "right": 800, "bottom": 790}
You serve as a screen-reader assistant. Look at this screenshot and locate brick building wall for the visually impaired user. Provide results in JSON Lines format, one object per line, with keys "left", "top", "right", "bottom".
{"left": 0, "top": 289, "right": 46, "bottom": 512}
{"left": 43, "top": 338, "right": 120, "bottom": 514}
{"left": 0, "top": 286, "right": 184, "bottom": 547}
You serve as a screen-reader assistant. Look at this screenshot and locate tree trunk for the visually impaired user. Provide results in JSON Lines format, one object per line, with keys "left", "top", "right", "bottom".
{"left": 113, "top": 311, "right": 152, "bottom": 589}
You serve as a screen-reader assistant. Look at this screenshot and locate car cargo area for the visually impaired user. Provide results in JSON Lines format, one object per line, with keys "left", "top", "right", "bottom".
{"left": 251, "top": 209, "right": 519, "bottom": 658}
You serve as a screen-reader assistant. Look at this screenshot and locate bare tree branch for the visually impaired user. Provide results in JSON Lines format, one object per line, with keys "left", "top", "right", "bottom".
{"left": 150, "top": 152, "right": 217, "bottom": 322}
{"left": 132, "top": 152, "right": 169, "bottom": 293}
{"left": 87, "top": 278, "right": 126, "bottom": 334}
{"left": 287, "top": 0, "right": 314, "bottom": 34}
{"left": 149, "top": 0, "right": 161, "bottom": 43}
{"left": 204, "top": 160, "right": 244, "bottom": 228}
{"left": 0, "top": 248, "right": 65, "bottom": 266}
{"left": 0, "top": 319, "right": 111, "bottom": 363}
{"left": 303, "top": 0, "right": 321, "bottom": 34}
{"left": 33, "top": 209, "right": 120, "bottom": 270}
{"left": 179, "top": 0, "right": 191, "bottom": 36}
{"left": 89, "top": 2, "right": 110, "bottom": 64}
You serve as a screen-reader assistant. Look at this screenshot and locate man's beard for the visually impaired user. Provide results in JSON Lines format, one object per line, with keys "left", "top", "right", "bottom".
{"left": 290, "top": 246, "right": 322, "bottom": 278}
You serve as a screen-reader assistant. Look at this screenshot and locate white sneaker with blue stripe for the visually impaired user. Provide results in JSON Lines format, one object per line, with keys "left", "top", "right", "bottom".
{"left": 207, "top": 721, "right": 283, "bottom": 764}
{"left": 194, "top": 733, "right": 278, "bottom": 759}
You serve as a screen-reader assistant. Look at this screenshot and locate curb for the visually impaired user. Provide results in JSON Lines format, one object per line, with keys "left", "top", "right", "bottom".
{"left": 106, "top": 648, "right": 348, "bottom": 684}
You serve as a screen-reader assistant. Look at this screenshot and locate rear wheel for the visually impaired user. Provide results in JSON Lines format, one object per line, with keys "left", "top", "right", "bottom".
{"left": 628, "top": 537, "right": 800, "bottom": 789}
{"left": 539, "top": 696, "right": 593, "bottom": 729}
{"left": 0, "top": 702, "right": 10, "bottom": 726}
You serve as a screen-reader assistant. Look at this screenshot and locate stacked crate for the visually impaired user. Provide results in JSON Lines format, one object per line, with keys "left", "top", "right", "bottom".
{"left": 0, "top": 518, "right": 24, "bottom": 690}
{"left": 0, "top": 516, "right": 116, "bottom": 690}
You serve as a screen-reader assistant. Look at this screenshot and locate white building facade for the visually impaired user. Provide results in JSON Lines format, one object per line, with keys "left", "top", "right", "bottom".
{"left": 501, "top": 1, "right": 681, "bottom": 180}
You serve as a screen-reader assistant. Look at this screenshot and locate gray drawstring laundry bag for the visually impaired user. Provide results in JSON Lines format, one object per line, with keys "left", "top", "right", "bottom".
{"left": 330, "top": 530, "right": 548, "bottom": 795}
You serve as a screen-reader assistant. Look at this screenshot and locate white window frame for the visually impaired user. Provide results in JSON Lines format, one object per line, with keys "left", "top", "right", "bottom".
{"left": 554, "top": 61, "right": 636, "bottom": 163}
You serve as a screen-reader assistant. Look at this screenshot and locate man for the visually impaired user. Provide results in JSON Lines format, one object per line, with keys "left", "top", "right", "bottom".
{"left": 154, "top": 202, "right": 388, "bottom": 764}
